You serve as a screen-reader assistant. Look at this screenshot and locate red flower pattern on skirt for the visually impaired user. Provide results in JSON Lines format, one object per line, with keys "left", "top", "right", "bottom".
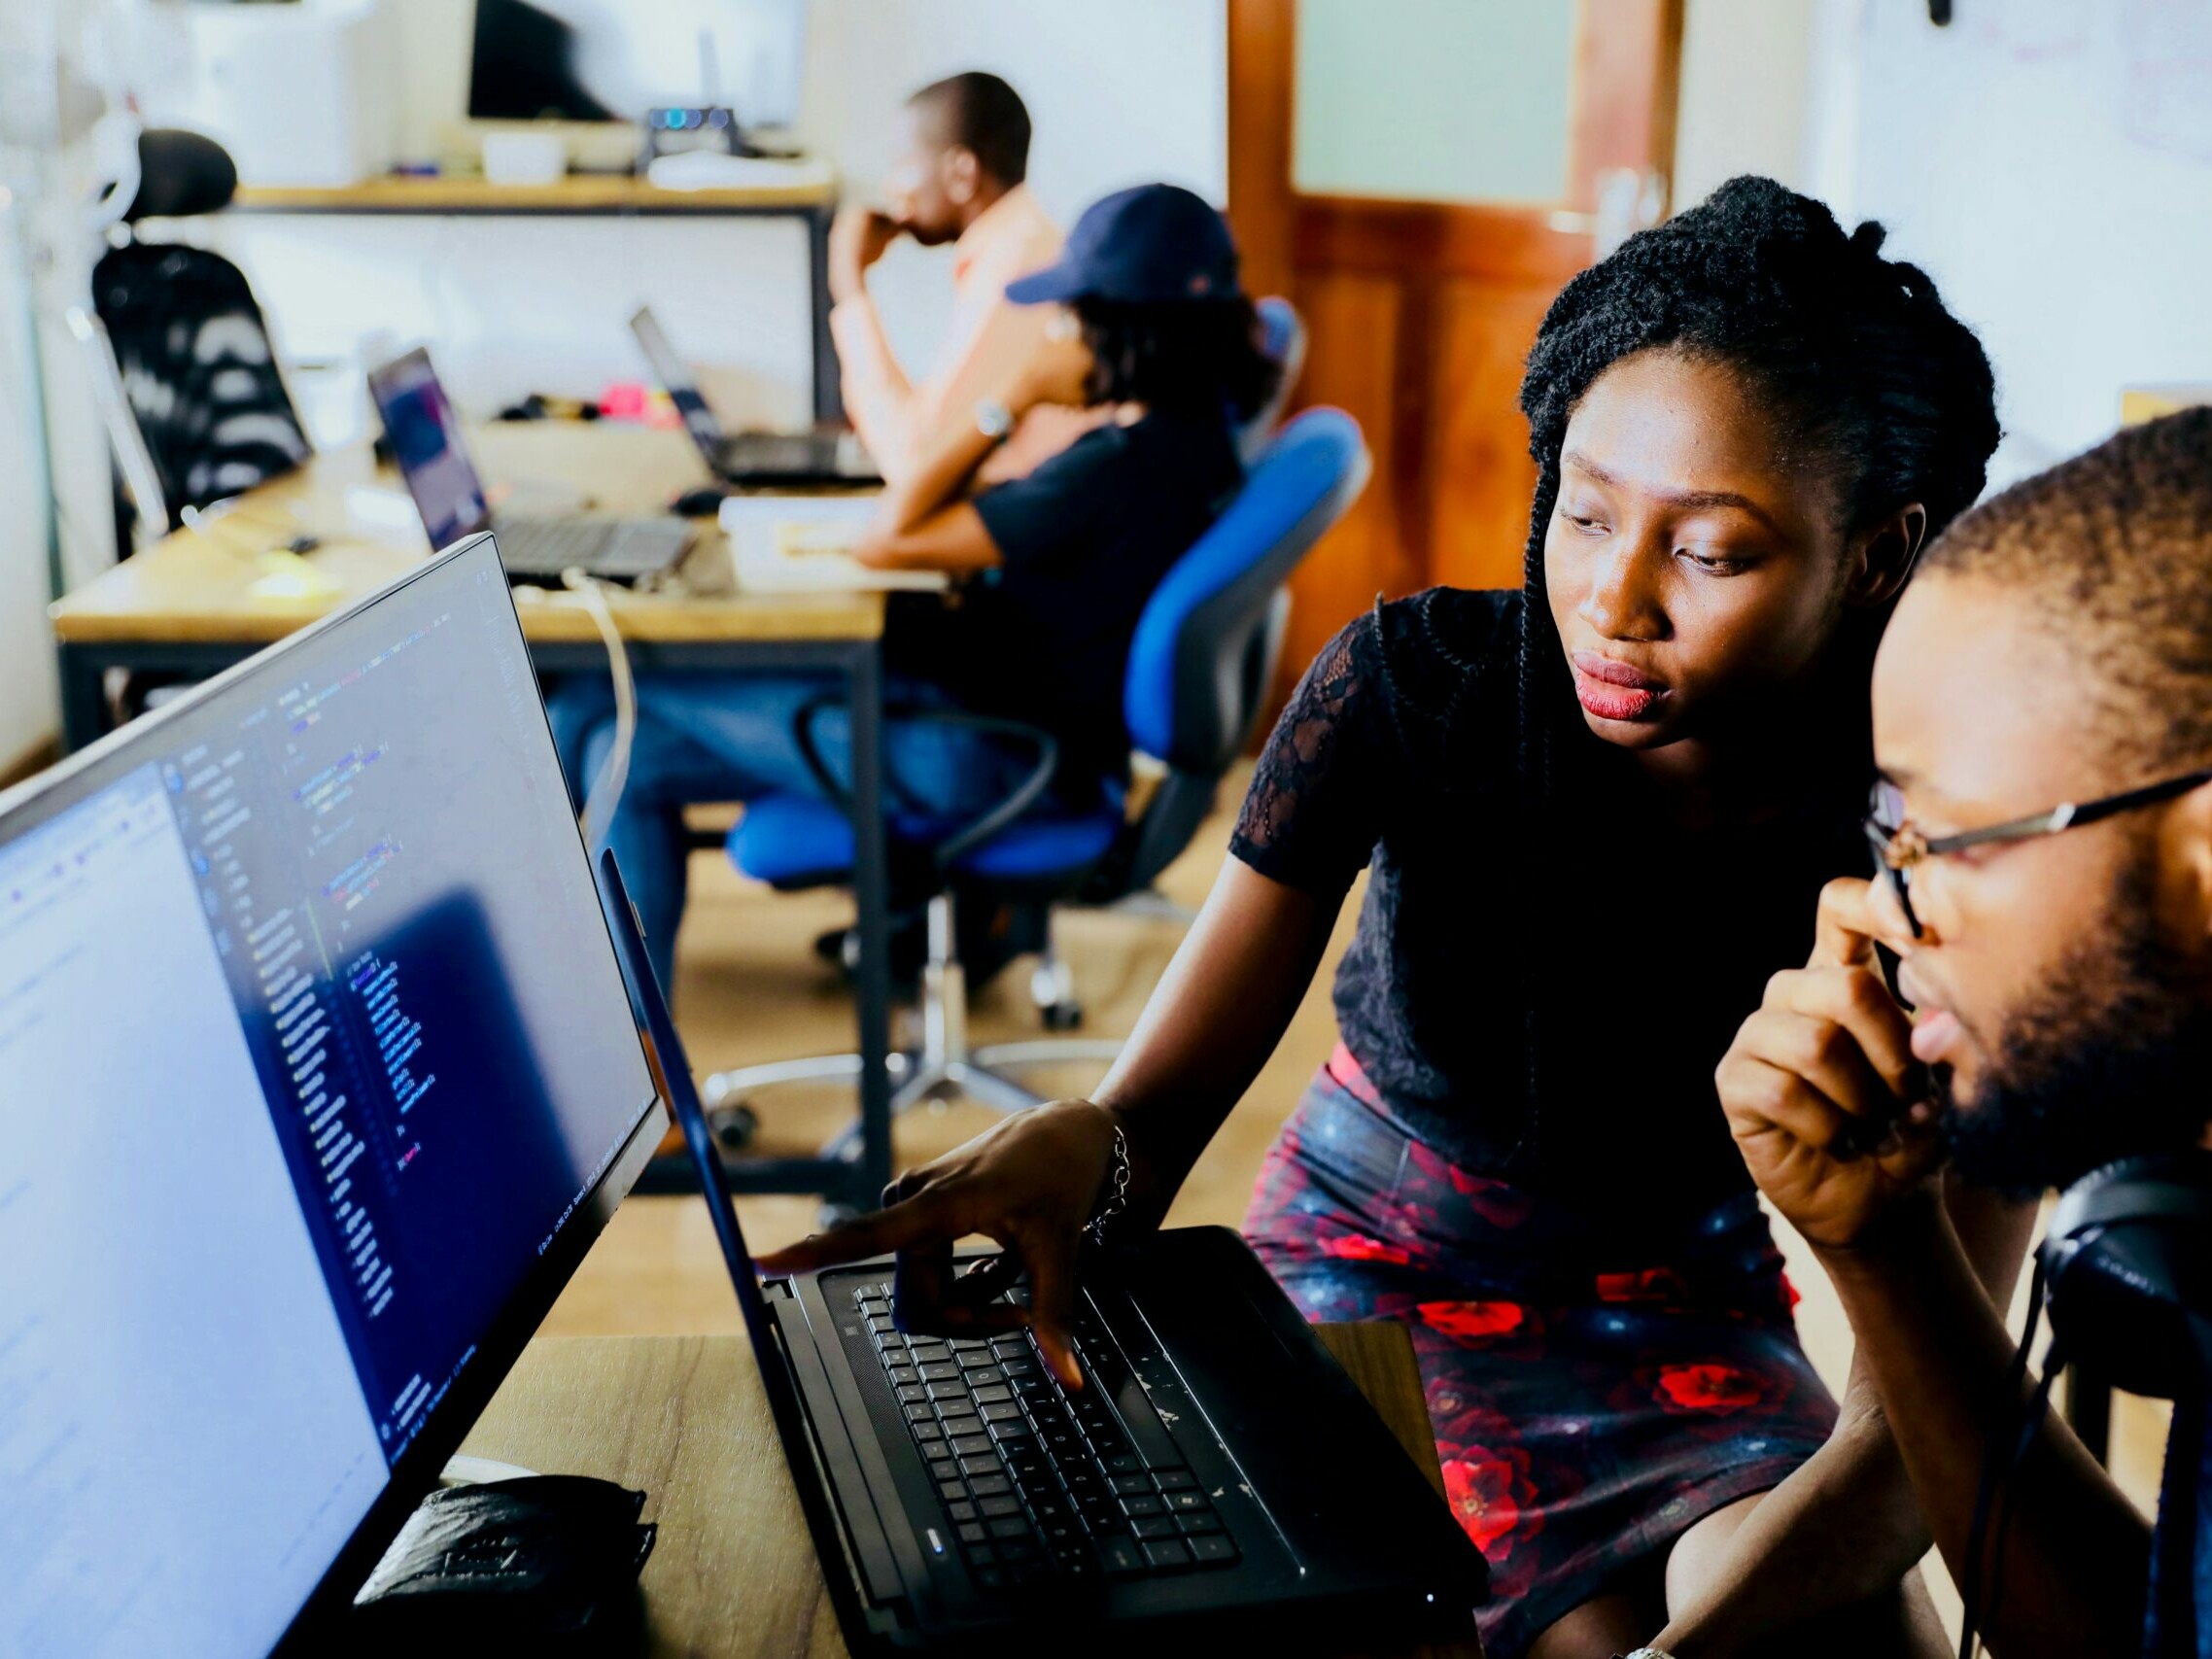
{"left": 1442, "top": 1451, "right": 1530, "bottom": 1555}
{"left": 1244, "top": 1059, "right": 1838, "bottom": 1656}
{"left": 1651, "top": 1361, "right": 1773, "bottom": 1415}
{"left": 1419, "top": 1299, "right": 1527, "bottom": 1342}
{"left": 1595, "top": 1266, "right": 1689, "bottom": 1306}
{"left": 1317, "top": 1231, "right": 1413, "bottom": 1265}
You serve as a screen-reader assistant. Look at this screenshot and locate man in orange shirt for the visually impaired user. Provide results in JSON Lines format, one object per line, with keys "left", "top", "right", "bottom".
{"left": 828, "top": 71, "right": 1097, "bottom": 486}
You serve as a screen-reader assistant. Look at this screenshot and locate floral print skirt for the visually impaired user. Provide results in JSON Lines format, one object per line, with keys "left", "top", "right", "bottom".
{"left": 1243, "top": 1047, "right": 1838, "bottom": 1658}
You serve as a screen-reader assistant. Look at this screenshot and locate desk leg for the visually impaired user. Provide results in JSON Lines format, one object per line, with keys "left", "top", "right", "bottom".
{"left": 808, "top": 204, "right": 844, "bottom": 428}
{"left": 57, "top": 645, "right": 110, "bottom": 754}
{"left": 847, "top": 641, "right": 894, "bottom": 1207}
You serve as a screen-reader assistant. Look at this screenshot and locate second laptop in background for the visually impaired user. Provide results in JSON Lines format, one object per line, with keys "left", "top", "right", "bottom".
{"left": 632, "top": 306, "right": 881, "bottom": 489}
{"left": 367, "top": 347, "right": 694, "bottom": 585}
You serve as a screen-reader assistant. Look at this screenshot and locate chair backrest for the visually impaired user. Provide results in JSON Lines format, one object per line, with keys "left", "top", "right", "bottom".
{"left": 90, "top": 241, "right": 310, "bottom": 526}
{"left": 1124, "top": 404, "right": 1367, "bottom": 771}
{"left": 1237, "top": 295, "right": 1307, "bottom": 466}
{"left": 1094, "top": 406, "right": 1365, "bottom": 896}
{"left": 124, "top": 128, "right": 239, "bottom": 224}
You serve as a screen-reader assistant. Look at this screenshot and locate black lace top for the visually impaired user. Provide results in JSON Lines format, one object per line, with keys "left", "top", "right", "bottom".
{"left": 1231, "top": 587, "right": 1870, "bottom": 1235}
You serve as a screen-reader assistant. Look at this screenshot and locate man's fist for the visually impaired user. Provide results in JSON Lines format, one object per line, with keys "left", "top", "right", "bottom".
{"left": 830, "top": 206, "right": 902, "bottom": 304}
{"left": 1715, "top": 878, "right": 1943, "bottom": 1250}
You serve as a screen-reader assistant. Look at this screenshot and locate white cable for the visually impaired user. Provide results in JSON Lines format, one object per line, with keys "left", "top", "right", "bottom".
{"left": 179, "top": 499, "right": 268, "bottom": 561}
{"left": 565, "top": 567, "right": 637, "bottom": 847}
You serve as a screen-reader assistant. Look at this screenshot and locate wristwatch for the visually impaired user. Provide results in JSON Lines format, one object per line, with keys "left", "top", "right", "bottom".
{"left": 973, "top": 397, "right": 1016, "bottom": 441}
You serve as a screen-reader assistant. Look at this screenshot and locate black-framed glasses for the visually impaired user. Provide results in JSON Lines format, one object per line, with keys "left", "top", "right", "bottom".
{"left": 1865, "top": 767, "right": 2212, "bottom": 937}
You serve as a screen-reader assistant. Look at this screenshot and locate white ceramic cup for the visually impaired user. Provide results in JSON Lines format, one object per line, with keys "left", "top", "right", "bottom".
{"left": 480, "top": 130, "right": 567, "bottom": 187}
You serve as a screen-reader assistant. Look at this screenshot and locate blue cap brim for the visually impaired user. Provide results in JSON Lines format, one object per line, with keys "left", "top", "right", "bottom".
{"left": 1004, "top": 263, "right": 1089, "bottom": 305}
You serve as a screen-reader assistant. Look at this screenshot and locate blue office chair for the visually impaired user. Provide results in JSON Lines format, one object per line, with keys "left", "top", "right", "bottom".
{"left": 700, "top": 406, "right": 1370, "bottom": 1160}
{"left": 1240, "top": 296, "right": 1307, "bottom": 465}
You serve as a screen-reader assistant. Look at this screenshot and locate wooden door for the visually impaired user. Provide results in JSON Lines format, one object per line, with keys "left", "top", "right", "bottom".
{"left": 1228, "top": 0, "right": 1683, "bottom": 705}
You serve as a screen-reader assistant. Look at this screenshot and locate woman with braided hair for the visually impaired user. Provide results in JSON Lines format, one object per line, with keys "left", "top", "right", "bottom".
{"left": 767, "top": 177, "right": 2023, "bottom": 1655}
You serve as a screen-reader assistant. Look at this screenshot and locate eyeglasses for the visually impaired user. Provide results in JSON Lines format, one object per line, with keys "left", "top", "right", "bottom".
{"left": 1865, "top": 767, "right": 2212, "bottom": 937}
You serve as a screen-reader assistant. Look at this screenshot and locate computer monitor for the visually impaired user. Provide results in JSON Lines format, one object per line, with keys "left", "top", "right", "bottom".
{"left": 0, "top": 535, "right": 665, "bottom": 1656}
{"left": 467, "top": 0, "right": 806, "bottom": 129}
{"left": 367, "top": 349, "right": 494, "bottom": 547}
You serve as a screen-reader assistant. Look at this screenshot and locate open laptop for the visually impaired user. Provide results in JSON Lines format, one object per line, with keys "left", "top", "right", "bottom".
{"left": 367, "top": 347, "right": 693, "bottom": 584}
{"left": 0, "top": 536, "right": 666, "bottom": 1656}
{"left": 594, "top": 850, "right": 1489, "bottom": 1653}
{"left": 630, "top": 305, "right": 881, "bottom": 488}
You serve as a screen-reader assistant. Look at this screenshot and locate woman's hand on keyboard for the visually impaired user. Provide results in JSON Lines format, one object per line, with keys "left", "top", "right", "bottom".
{"left": 757, "top": 1099, "right": 1128, "bottom": 1389}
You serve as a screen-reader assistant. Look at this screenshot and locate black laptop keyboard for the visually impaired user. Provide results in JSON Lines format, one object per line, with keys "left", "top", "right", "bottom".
{"left": 849, "top": 1279, "right": 1242, "bottom": 1594}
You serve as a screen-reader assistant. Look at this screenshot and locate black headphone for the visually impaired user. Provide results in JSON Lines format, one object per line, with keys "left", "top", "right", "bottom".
{"left": 1956, "top": 1149, "right": 2212, "bottom": 1657}
{"left": 2039, "top": 1149, "right": 2212, "bottom": 1401}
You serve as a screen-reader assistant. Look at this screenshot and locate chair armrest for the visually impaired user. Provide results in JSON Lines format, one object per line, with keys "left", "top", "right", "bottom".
{"left": 791, "top": 694, "right": 1063, "bottom": 871}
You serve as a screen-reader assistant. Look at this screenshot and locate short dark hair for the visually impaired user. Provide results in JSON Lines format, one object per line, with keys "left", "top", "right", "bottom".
{"left": 1919, "top": 406, "right": 2212, "bottom": 776}
{"left": 1074, "top": 295, "right": 1281, "bottom": 421}
{"left": 909, "top": 71, "right": 1032, "bottom": 188}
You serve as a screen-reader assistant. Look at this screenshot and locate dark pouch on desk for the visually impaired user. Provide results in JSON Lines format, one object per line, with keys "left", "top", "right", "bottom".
{"left": 343, "top": 1475, "right": 655, "bottom": 1656}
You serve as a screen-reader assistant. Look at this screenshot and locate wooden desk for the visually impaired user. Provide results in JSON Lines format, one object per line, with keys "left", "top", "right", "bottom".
{"left": 225, "top": 171, "right": 843, "bottom": 420}
{"left": 459, "top": 1327, "right": 1481, "bottom": 1658}
{"left": 50, "top": 424, "right": 897, "bottom": 1209}
{"left": 49, "top": 425, "right": 881, "bottom": 669}
{"left": 232, "top": 175, "right": 837, "bottom": 217}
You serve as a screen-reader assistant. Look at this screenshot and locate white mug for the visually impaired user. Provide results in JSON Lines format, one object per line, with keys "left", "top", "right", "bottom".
{"left": 480, "top": 130, "right": 567, "bottom": 187}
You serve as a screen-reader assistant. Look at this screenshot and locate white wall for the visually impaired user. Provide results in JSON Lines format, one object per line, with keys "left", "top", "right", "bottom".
{"left": 0, "top": 0, "right": 109, "bottom": 769}
{"left": 0, "top": 223, "right": 61, "bottom": 771}
{"left": 1674, "top": 0, "right": 2212, "bottom": 490}
{"left": 1672, "top": 0, "right": 1819, "bottom": 208}
{"left": 1806, "top": 0, "right": 2212, "bottom": 487}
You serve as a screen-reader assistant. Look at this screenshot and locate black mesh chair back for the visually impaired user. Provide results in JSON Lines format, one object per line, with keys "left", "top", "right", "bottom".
{"left": 90, "top": 235, "right": 310, "bottom": 524}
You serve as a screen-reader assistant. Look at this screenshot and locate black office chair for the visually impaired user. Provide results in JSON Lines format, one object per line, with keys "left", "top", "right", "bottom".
{"left": 88, "top": 128, "right": 311, "bottom": 538}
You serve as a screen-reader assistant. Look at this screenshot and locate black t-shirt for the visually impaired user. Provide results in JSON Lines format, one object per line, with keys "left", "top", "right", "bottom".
{"left": 1230, "top": 587, "right": 1871, "bottom": 1237}
{"left": 885, "top": 408, "right": 1242, "bottom": 784}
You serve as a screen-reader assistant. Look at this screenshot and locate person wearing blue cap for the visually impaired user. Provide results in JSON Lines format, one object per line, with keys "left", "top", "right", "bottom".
{"left": 555, "top": 184, "right": 1278, "bottom": 995}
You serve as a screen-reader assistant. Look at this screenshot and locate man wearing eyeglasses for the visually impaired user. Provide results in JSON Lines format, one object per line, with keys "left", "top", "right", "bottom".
{"left": 1714, "top": 407, "right": 2212, "bottom": 1659}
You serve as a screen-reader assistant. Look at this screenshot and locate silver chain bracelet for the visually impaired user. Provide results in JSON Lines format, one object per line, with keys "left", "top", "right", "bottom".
{"left": 1085, "top": 1123, "right": 1131, "bottom": 1246}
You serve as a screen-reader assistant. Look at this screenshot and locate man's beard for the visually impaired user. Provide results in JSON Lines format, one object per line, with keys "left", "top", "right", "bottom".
{"left": 1939, "top": 861, "right": 2212, "bottom": 1198}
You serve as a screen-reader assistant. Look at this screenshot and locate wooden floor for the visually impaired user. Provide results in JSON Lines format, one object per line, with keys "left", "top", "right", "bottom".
{"left": 543, "top": 764, "right": 2172, "bottom": 1619}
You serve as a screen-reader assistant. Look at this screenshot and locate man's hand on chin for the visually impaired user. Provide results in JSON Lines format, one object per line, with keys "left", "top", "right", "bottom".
{"left": 1715, "top": 877, "right": 1948, "bottom": 1254}
{"left": 830, "top": 206, "right": 903, "bottom": 305}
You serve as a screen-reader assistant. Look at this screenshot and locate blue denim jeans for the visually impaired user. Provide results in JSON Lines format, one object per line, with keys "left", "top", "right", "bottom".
{"left": 547, "top": 673, "right": 1036, "bottom": 990}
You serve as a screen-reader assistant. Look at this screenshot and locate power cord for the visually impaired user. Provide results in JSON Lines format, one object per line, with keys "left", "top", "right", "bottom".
{"left": 564, "top": 566, "right": 637, "bottom": 847}
{"left": 179, "top": 497, "right": 322, "bottom": 559}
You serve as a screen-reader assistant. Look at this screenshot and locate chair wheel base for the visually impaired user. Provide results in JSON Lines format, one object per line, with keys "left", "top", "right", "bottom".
{"left": 711, "top": 1104, "right": 760, "bottom": 1151}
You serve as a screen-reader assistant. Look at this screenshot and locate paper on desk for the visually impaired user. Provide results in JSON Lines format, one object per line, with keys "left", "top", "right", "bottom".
{"left": 717, "top": 495, "right": 948, "bottom": 593}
